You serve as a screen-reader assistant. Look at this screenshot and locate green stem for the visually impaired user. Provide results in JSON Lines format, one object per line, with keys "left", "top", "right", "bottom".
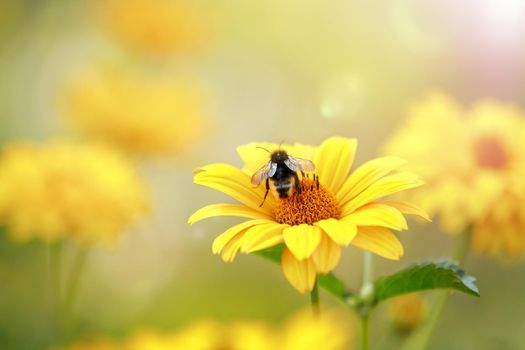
{"left": 49, "top": 241, "right": 63, "bottom": 344}
{"left": 360, "top": 251, "right": 374, "bottom": 350}
{"left": 401, "top": 228, "right": 471, "bottom": 350}
{"left": 363, "top": 251, "right": 374, "bottom": 286}
{"left": 453, "top": 226, "right": 471, "bottom": 263}
{"left": 361, "top": 314, "right": 370, "bottom": 350}
{"left": 310, "top": 277, "right": 320, "bottom": 317}
{"left": 48, "top": 242, "right": 91, "bottom": 345}
{"left": 63, "top": 246, "right": 89, "bottom": 330}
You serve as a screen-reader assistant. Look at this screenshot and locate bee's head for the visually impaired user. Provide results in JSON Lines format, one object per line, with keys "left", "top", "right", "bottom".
{"left": 271, "top": 150, "right": 288, "bottom": 162}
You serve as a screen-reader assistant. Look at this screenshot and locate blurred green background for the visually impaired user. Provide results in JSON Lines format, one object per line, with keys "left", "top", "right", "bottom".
{"left": 1, "top": 0, "right": 525, "bottom": 349}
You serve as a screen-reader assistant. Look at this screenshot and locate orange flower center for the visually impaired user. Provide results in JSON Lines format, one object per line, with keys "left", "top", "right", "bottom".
{"left": 474, "top": 136, "right": 508, "bottom": 170}
{"left": 274, "top": 178, "right": 340, "bottom": 225}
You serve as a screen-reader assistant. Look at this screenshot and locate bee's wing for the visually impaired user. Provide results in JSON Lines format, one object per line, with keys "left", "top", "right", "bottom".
{"left": 251, "top": 161, "right": 277, "bottom": 185}
{"left": 284, "top": 156, "right": 315, "bottom": 172}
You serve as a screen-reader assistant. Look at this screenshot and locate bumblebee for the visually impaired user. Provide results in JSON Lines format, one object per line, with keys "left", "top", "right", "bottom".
{"left": 251, "top": 149, "right": 315, "bottom": 206}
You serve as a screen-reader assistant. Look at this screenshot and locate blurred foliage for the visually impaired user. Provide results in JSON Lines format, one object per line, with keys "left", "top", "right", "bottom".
{"left": 0, "top": 227, "right": 53, "bottom": 348}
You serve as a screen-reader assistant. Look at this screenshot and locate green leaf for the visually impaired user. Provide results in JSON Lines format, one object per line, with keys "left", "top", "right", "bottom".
{"left": 373, "top": 260, "right": 480, "bottom": 302}
{"left": 255, "top": 244, "right": 350, "bottom": 300}
{"left": 317, "top": 273, "right": 347, "bottom": 298}
{"left": 255, "top": 244, "right": 285, "bottom": 263}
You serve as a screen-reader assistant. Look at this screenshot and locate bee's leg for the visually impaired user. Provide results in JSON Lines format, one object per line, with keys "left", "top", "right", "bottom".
{"left": 316, "top": 175, "right": 319, "bottom": 189}
{"left": 293, "top": 172, "right": 301, "bottom": 194}
{"left": 260, "top": 178, "right": 270, "bottom": 207}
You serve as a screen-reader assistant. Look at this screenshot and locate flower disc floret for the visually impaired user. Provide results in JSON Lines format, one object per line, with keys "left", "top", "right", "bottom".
{"left": 275, "top": 179, "right": 340, "bottom": 225}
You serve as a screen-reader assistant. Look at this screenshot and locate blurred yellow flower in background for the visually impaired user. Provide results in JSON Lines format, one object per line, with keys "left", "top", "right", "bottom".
{"left": 0, "top": 140, "right": 149, "bottom": 244}
{"left": 384, "top": 92, "right": 525, "bottom": 258}
{"left": 96, "top": 0, "right": 212, "bottom": 56}
{"left": 128, "top": 321, "right": 272, "bottom": 350}
{"left": 189, "top": 137, "right": 427, "bottom": 293}
{"left": 388, "top": 294, "right": 428, "bottom": 333}
{"left": 60, "top": 66, "right": 207, "bottom": 157}
{"left": 277, "top": 309, "right": 352, "bottom": 350}
{"left": 63, "top": 309, "right": 352, "bottom": 350}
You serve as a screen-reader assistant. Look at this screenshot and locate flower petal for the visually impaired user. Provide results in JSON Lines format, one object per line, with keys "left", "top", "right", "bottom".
{"left": 337, "top": 156, "right": 407, "bottom": 205}
{"left": 341, "top": 172, "right": 424, "bottom": 214}
{"left": 220, "top": 233, "right": 244, "bottom": 262}
{"left": 290, "top": 142, "right": 317, "bottom": 161}
{"left": 281, "top": 248, "right": 316, "bottom": 293}
{"left": 314, "top": 137, "right": 358, "bottom": 194}
{"left": 241, "top": 223, "right": 287, "bottom": 253}
{"left": 283, "top": 224, "right": 322, "bottom": 260}
{"left": 351, "top": 226, "right": 404, "bottom": 260}
{"left": 188, "top": 203, "right": 271, "bottom": 225}
{"left": 312, "top": 233, "right": 341, "bottom": 274}
{"left": 237, "top": 142, "right": 280, "bottom": 175}
{"left": 342, "top": 203, "right": 408, "bottom": 230}
{"left": 314, "top": 218, "right": 357, "bottom": 246}
{"left": 212, "top": 219, "right": 271, "bottom": 255}
{"left": 194, "top": 163, "right": 276, "bottom": 215}
{"left": 378, "top": 200, "right": 431, "bottom": 221}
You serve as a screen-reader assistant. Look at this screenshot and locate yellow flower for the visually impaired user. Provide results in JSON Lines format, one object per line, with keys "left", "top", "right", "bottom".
{"left": 0, "top": 140, "right": 149, "bottom": 244}
{"left": 128, "top": 321, "right": 273, "bottom": 350}
{"left": 96, "top": 0, "right": 211, "bottom": 56}
{"left": 278, "top": 309, "right": 352, "bottom": 350}
{"left": 189, "top": 137, "right": 427, "bottom": 293}
{"left": 384, "top": 92, "right": 525, "bottom": 258}
{"left": 63, "top": 309, "right": 353, "bottom": 350}
{"left": 388, "top": 294, "right": 427, "bottom": 333}
{"left": 60, "top": 66, "right": 207, "bottom": 156}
